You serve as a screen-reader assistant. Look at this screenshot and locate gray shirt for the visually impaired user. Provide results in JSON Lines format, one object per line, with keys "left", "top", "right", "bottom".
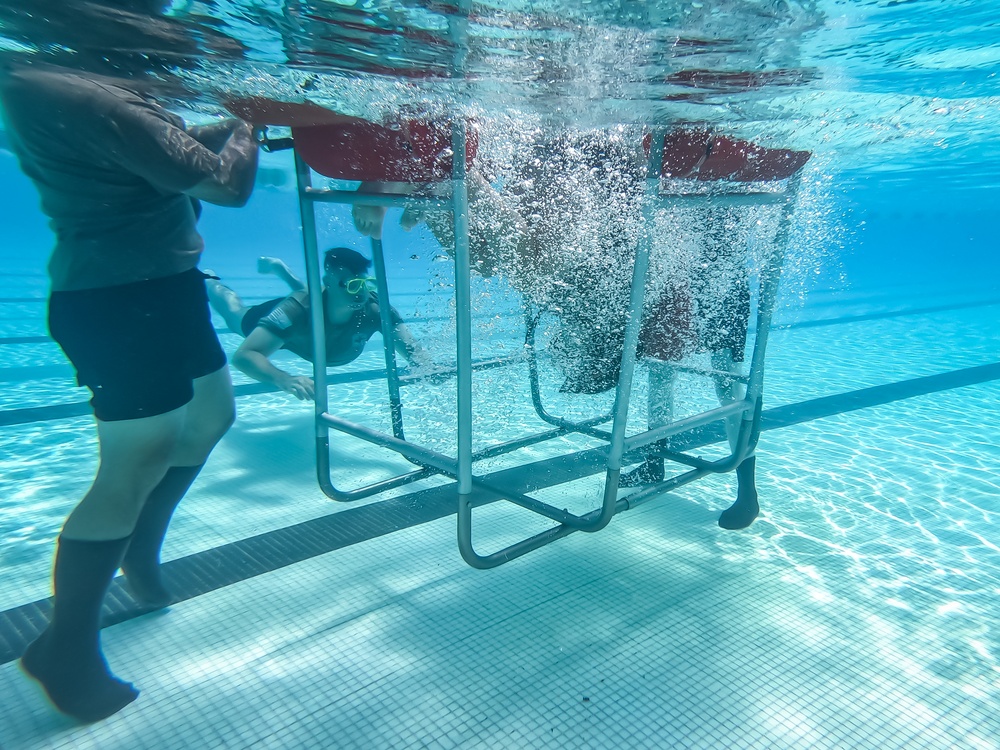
{"left": 259, "top": 290, "right": 403, "bottom": 366}
{"left": 0, "top": 66, "right": 224, "bottom": 291}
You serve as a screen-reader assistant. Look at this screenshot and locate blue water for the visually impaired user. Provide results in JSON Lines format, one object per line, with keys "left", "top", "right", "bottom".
{"left": 1, "top": 1, "right": 1000, "bottom": 748}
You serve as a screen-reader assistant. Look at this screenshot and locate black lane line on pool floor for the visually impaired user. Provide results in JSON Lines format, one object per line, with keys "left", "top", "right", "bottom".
{"left": 0, "top": 310, "right": 494, "bottom": 349}
{"left": 3, "top": 295, "right": 1000, "bottom": 428}
{"left": 1, "top": 360, "right": 998, "bottom": 664}
{"left": 0, "top": 359, "right": 516, "bottom": 427}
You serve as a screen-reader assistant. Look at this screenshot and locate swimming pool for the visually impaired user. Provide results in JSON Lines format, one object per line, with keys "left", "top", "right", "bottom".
{"left": 2, "top": 0, "right": 1000, "bottom": 747}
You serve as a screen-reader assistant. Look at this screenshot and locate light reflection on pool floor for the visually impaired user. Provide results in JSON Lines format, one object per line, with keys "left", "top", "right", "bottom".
{"left": 0, "top": 299, "right": 998, "bottom": 748}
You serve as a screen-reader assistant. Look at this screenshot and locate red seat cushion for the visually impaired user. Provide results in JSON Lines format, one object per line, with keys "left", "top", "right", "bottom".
{"left": 293, "top": 119, "right": 478, "bottom": 182}
{"left": 648, "top": 129, "right": 810, "bottom": 182}
{"left": 224, "top": 97, "right": 477, "bottom": 182}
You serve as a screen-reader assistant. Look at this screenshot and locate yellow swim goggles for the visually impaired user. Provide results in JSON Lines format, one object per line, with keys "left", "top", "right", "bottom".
{"left": 342, "top": 276, "right": 377, "bottom": 295}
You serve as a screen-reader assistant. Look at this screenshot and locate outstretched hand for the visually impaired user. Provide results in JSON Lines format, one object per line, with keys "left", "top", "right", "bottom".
{"left": 278, "top": 374, "right": 316, "bottom": 401}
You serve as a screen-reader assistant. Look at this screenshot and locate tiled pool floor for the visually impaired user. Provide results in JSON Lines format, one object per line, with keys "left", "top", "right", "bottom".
{"left": 1, "top": 301, "right": 999, "bottom": 749}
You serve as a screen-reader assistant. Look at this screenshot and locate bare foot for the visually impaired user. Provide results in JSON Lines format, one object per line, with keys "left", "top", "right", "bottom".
{"left": 257, "top": 256, "right": 283, "bottom": 275}
{"left": 352, "top": 203, "right": 386, "bottom": 239}
{"left": 400, "top": 206, "right": 426, "bottom": 230}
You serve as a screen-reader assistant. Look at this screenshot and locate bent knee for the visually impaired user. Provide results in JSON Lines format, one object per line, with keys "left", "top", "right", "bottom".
{"left": 176, "top": 402, "right": 235, "bottom": 462}
{"left": 92, "top": 454, "right": 174, "bottom": 506}
{"left": 216, "top": 404, "right": 237, "bottom": 437}
{"left": 194, "top": 401, "right": 236, "bottom": 444}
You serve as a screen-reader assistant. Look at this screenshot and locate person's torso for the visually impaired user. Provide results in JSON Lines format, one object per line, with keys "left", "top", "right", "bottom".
{"left": 273, "top": 291, "right": 385, "bottom": 367}
{"left": 0, "top": 68, "right": 205, "bottom": 290}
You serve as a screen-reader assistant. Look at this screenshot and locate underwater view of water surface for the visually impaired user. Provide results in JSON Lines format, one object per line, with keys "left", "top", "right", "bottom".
{"left": 0, "top": 0, "right": 998, "bottom": 747}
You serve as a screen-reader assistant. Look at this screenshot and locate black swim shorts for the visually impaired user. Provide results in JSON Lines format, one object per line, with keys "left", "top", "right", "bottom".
{"left": 48, "top": 268, "right": 227, "bottom": 422}
{"left": 240, "top": 297, "right": 283, "bottom": 337}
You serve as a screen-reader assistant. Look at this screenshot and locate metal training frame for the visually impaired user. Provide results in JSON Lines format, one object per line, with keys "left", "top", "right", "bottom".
{"left": 282, "top": 122, "right": 805, "bottom": 569}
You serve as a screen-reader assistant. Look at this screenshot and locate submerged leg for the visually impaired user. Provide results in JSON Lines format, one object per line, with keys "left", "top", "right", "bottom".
{"left": 711, "top": 349, "right": 744, "bottom": 451}
{"left": 21, "top": 537, "right": 140, "bottom": 723}
{"left": 620, "top": 360, "right": 674, "bottom": 487}
{"left": 711, "top": 350, "right": 759, "bottom": 529}
{"left": 20, "top": 408, "right": 185, "bottom": 722}
{"left": 204, "top": 273, "right": 250, "bottom": 335}
{"left": 120, "top": 464, "right": 202, "bottom": 608}
{"left": 123, "top": 367, "right": 234, "bottom": 607}
{"left": 257, "top": 256, "right": 305, "bottom": 292}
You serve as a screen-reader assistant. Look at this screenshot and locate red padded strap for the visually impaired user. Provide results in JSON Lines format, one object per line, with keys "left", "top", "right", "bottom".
{"left": 224, "top": 97, "right": 361, "bottom": 127}
{"left": 650, "top": 129, "right": 810, "bottom": 182}
{"left": 292, "top": 119, "right": 478, "bottom": 182}
{"left": 224, "top": 96, "right": 478, "bottom": 182}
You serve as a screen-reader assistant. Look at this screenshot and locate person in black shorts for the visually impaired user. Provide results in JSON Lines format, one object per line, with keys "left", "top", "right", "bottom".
{"left": 206, "top": 248, "right": 435, "bottom": 400}
{"left": 0, "top": 32, "right": 258, "bottom": 723}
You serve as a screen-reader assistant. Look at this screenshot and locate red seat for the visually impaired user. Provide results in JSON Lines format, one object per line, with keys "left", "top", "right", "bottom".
{"left": 646, "top": 129, "right": 810, "bottom": 182}
{"left": 225, "top": 97, "right": 478, "bottom": 182}
{"left": 292, "top": 119, "right": 478, "bottom": 182}
{"left": 227, "top": 98, "right": 804, "bottom": 184}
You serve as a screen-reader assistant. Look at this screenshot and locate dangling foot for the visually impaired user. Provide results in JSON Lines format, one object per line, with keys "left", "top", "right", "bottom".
{"left": 719, "top": 456, "right": 759, "bottom": 530}
{"left": 257, "top": 256, "right": 284, "bottom": 275}
{"left": 20, "top": 629, "right": 139, "bottom": 723}
{"left": 620, "top": 457, "right": 665, "bottom": 488}
{"left": 400, "top": 206, "right": 427, "bottom": 231}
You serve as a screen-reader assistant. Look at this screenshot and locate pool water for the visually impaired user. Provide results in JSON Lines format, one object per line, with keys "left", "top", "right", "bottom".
{"left": 2, "top": 0, "right": 1000, "bottom": 747}
{"left": 2, "top": 195, "right": 998, "bottom": 747}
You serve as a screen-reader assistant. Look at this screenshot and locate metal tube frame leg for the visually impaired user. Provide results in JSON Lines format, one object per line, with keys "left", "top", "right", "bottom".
{"left": 296, "top": 154, "right": 435, "bottom": 502}
{"left": 630, "top": 173, "right": 802, "bottom": 503}
{"left": 456, "top": 131, "right": 661, "bottom": 567}
{"left": 369, "top": 237, "right": 406, "bottom": 441}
